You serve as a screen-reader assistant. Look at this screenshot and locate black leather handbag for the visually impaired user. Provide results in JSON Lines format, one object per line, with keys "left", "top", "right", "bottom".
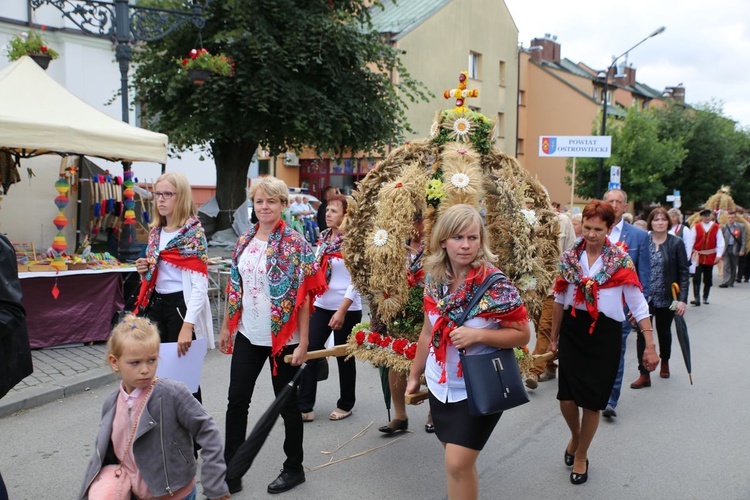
{"left": 457, "top": 272, "right": 529, "bottom": 416}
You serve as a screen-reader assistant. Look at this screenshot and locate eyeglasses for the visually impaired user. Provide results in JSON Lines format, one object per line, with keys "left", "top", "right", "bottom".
{"left": 154, "top": 191, "right": 175, "bottom": 200}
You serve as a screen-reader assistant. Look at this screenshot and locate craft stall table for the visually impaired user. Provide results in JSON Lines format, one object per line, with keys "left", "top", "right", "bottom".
{"left": 19, "top": 267, "right": 137, "bottom": 349}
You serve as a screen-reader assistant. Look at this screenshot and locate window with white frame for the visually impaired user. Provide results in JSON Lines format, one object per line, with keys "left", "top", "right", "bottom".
{"left": 468, "top": 52, "right": 481, "bottom": 80}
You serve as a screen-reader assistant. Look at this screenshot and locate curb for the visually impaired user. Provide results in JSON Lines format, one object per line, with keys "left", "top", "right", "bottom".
{"left": 0, "top": 367, "right": 116, "bottom": 419}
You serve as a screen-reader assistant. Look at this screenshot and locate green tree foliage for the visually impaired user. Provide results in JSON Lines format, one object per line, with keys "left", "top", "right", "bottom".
{"left": 132, "top": 0, "right": 429, "bottom": 228}
{"left": 567, "top": 106, "right": 685, "bottom": 205}
{"left": 656, "top": 101, "right": 749, "bottom": 211}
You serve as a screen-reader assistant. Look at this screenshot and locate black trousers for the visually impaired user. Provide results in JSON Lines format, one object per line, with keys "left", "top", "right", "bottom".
{"left": 740, "top": 253, "right": 750, "bottom": 281}
{"left": 224, "top": 334, "right": 303, "bottom": 473}
{"left": 637, "top": 307, "right": 674, "bottom": 374}
{"left": 147, "top": 291, "right": 202, "bottom": 402}
{"left": 297, "top": 308, "right": 362, "bottom": 413}
{"left": 692, "top": 264, "right": 714, "bottom": 300}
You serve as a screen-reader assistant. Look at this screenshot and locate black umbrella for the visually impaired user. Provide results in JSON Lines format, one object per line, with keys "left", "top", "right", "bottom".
{"left": 379, "top": 366, "right": 392, "bottom": 421}
{"left": 226, "top": 363, "right": 307, "bottom": 482}
{"left": 671, "top": 283, "right": 693, "bottom": 385}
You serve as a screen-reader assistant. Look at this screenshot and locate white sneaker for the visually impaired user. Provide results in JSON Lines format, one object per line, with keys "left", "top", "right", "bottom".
{"left": 525, "top": 374, "right": 539, "bottom": 390}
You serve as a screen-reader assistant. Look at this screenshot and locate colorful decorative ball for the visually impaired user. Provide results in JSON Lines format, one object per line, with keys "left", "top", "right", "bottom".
{"left": 52, "top": 235, "right": 67, "bottom": 252}
{"left": 55, "top": 177, "right": 70, "bottom": 195}
{"left": 54, "top": 194, "right": 69, "bottom": 210}
{"left": 53, "top": 213, "right": 68, "bottom": 230}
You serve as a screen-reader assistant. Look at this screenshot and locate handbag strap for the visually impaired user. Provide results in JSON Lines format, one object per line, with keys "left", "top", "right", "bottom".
{"left": 456, "top": 272, "right": 503, "bottom": 327}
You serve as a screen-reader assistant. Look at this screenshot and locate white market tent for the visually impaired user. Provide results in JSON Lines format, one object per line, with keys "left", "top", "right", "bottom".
{"left": 0, "top": 56, "right": 167, "bottom": 163}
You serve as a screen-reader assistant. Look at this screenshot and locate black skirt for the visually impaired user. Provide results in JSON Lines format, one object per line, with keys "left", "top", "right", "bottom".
{"left": 428, "top": 391, "right": 502, "bottom": 451}
{"left": 557, "top": 308, "right": 622, "bottom": 411}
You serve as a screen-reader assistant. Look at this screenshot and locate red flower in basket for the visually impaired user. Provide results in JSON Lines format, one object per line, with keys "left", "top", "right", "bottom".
{"left": 392, "top": 338, "right": 408, "bottom": 355}
{"left": 405, "top": 343, "right": 418, "bottom": 360}
{"left": 380, "top": 335, "right": 393, "bottom": 348}
{"left": 367, "top": 332, "right": 382, "bottom": 345}
{"left": 355, "top": 330, "right": 366, "bottom": 345}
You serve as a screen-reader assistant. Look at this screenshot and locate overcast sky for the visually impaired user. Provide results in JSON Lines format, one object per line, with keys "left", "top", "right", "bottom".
{"left": 504, "top": 0, "right": 750, "bottom": 129}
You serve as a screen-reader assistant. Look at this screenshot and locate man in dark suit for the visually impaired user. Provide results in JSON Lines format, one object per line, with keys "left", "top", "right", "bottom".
{"left": 719, "top": 211, "right": 746, "bottom": 287}
{"left": 601, "top": 189, "right": 651, "bottom": 418}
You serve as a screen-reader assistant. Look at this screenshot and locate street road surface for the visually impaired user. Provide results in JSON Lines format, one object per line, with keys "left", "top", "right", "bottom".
{"left": 1, "top": 284, "right": 749, "bottom": 499}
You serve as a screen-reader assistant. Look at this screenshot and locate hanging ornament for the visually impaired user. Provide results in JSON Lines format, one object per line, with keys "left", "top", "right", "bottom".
{"left": 123, "top": 170, "right": 137, "bottom": 230}
{"left": 52, "top": 174, "right": 70, "bottom": 260}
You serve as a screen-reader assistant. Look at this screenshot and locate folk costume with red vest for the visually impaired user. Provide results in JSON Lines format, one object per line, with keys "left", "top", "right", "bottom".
{"left": 693, "top": 221, "right": 720, "bottom": 266}
{"left": 553, "top": 237, "right": 642, "bottom": 334}
{"left": 134, "top": 216, "right": 209, "bottom": 314}
{"left": 424, "top": 265, "right": 528, "bottom": 384}
{"left": 226, "top": 219, "right": 325, "bottom": 373}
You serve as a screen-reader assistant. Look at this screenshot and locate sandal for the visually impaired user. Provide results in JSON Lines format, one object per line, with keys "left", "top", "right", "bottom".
{"left": 301, "top": 411, "right": 315, "bottom": 422}
{"left": 329, "top": 408, "right": 352, "bottom": 421}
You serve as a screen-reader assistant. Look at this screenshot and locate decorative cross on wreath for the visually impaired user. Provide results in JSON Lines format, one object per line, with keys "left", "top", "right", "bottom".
{"left": 443, "top": 71, "right": 479, "bottom": 111}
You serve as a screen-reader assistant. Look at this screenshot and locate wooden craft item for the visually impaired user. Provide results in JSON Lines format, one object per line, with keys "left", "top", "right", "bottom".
{"left": 283, "top": 344, "right": 348, "bottom": 363}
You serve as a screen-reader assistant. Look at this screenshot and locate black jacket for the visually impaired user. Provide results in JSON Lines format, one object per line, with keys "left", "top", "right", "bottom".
{"left": 651, "top": 233, "right": 690, "bottom": 304}
{"left": 0, "top": 233, "right": 33, "bottom": 399}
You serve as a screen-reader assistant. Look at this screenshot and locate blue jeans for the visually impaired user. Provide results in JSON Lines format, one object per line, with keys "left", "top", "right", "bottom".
{"left": 301, "top": 217, "right": 316, "bottom": 244}
{"left": 608, "top": 319, "right": 633, "bottom": 409}
{"left": 182, "top": 485, "right": 197, "bottom": 500}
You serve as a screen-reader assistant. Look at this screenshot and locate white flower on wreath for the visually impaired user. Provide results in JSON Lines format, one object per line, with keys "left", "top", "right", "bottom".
{"left": 520, "top": 208, "right": 537, "bottom": 225}
{"left": 429, "top": 120, "right": 439, "bottom": 137}
{"left": 452, "top": 118, "right": 471, "bottom": 138}
{"left": 373, "top": 229, "right": 389, "bottom": 247}
{"left": 450, "top": 173, "right": 471, "bottom": 189}
{"left": 516, "top": 274, "right": 538, "bottom": 291}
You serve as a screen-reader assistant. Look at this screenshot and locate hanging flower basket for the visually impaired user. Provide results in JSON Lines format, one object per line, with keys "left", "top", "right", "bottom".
{"left": 178, "top": 48, "right": 234, "bottom": 85}
{"left": 6, "top": 30, "right": 59, "bottom": 70}
{"left": 29, "top": 53, "right": 53, "bottom": 70}
{"left": 187, "top": 68, "right": 212, "bottom": 85}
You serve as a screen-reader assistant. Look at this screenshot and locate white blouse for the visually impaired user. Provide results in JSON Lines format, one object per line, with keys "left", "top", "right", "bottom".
{"left": 313, "top": 256, "right": 361, "bottom": 311}
{"left": 237, "top": 237, "right": 299, "bottom": 346}
{"left": 554, "top": 251, "right": 649, "bottom": 322}
{"left": 424, "top": 313, "right": 501, "bottom": 404}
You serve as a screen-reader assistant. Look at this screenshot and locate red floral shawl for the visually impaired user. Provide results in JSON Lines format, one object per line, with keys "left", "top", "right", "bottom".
{"left": 424, "top": 265, "right": 528, "bottom": 383}
{"left": 226, "top": 219, "right": 326, "bottom": 373}
{"left": 553, "top": 237, "right": 641, "bottom": 333}
{"left": 311, "top": 228, "right": 344, "bottom": 297}
{"left": 134, "top": 216, "right": 208, "bottom": 315}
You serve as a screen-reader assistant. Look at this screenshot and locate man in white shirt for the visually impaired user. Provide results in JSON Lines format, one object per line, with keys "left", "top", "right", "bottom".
{"left": 689, "top": 209, "right": 724, "bottom": 305}
{"left": 602, "top": 189, "right": 651, "bottom": 418}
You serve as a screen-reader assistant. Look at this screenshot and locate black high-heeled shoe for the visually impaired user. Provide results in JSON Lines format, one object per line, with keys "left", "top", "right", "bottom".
{"left": 564, "top": 449, "right": 575, "bottom": 467}
{"left": 570, "top": 459, "right": 589, "bottom": 485}
{"left": 378, "top": 419, "right": 408, "bottom": 435}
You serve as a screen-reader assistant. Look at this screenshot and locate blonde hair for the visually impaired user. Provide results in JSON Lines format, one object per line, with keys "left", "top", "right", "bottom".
{"left": 248, "top": 176, "right": 289, "bottom": 205}
{"left": 423, "top": 204, "right": 497, "bottom": 284}
{"left": 107, "top": 314, "right": 161, "bottom": 361}
{"left": 150, "top": 172, "right": 196, "bottom": 229}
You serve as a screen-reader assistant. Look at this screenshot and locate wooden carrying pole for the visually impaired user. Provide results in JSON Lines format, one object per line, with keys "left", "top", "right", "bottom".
{"left": 405, "top": 352, "right": 556, "bottom": 405}
{"left": 283, "top": 344, "right": 348, "bottom": 364}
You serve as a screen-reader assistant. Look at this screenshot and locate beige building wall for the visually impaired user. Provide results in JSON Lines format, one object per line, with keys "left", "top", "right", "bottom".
{"left": 395, "top": 0, "right": 518, "bottom": 154}
{"left": 518, "top": 61, "right": 599, "bottom": 208}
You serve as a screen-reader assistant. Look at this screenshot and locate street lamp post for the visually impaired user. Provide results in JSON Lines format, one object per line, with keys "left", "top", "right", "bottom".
{"left": 29, "top": 0, "right": 210, "bottom": 261}
{"left": 596, "top": 26, "right": 666, "bottom": 199}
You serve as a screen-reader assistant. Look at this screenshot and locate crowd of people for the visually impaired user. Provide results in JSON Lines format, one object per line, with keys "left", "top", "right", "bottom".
{"left": 0, "top": 173, "right": 734, "bottom": 499}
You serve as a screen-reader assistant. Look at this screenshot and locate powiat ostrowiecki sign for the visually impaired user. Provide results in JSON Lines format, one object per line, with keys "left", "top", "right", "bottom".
{"left": 539, "top": 136, "right": 611, "bottom": 158}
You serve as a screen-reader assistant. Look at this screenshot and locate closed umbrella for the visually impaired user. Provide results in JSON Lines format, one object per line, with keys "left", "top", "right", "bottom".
{"left": 671, "top": 283, "right": 693, "bottom": 385}
{"left": 379, "top": 366, "right": 392, "bottom": 421}
{"left": 226, "top": 363, "right": 307, "bottom": 482}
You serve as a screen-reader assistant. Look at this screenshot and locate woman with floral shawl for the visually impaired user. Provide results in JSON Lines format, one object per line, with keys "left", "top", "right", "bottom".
{"left": 134, "top": 172, "right": 212, "bottom": 372}
{"left": 298, "top": 194, "right": 362, "bottom": 422}
{"left": 217, "top": 176, "right": 324, "bottom": 495}
{"left": 549, "top": 200, "right": 658, "bottom": 485}
{"left": 407, "top": 205, "right": 529, "bottom": 500}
